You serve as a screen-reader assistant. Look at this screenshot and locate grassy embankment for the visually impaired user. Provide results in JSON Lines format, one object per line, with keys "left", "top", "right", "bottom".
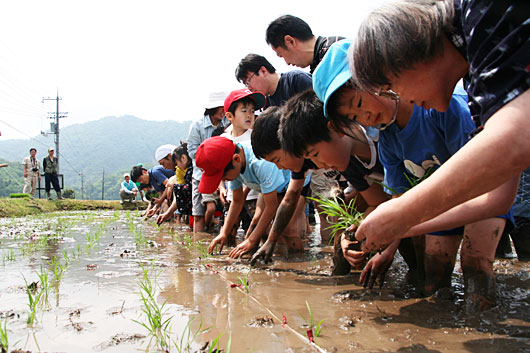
{"left": 0, "top": 198, "right": 147, "bottom": 218}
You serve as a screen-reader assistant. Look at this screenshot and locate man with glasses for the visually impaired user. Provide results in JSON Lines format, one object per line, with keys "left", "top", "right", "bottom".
{"left": 235, "top": 53, "right": 311, "bottom": 108}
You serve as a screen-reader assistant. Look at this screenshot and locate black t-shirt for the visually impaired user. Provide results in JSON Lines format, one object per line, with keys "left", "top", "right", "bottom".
{"left": 266, "top": 70, "right": 313, "bottom": 108}
{"left": 310, "top": 35, "right": 346, "bottom": 74}
{"left": 291, "top": 159, "right": 317, "bottom": 180}
{"left": 340, "top": 155, "right": 384, "bottom": 192}
{"left": 449, "top": 0, "right": 530, "bottom": 127}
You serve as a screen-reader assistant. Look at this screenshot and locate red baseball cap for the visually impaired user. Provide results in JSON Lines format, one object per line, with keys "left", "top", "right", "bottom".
{"left": 196, "top": 136, "right": 236, "bottom": 194}
{"left": 224, "top": 88, "right": 266, "bottom": 113}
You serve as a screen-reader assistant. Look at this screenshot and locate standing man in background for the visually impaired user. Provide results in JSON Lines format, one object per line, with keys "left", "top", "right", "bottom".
{"left": 43, "top": 147, "right": 62, "bottom": 200}
{"left": 22, "top": 147, "right": 41, "bottom": 198}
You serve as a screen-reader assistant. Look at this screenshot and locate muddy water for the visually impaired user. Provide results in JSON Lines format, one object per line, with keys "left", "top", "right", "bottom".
{"left": 0, "top": 211, "right": 529, "bottom": 352}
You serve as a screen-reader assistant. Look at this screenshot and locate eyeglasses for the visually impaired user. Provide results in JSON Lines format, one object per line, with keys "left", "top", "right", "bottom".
{"left": 244, "top": 73, "right": 256, "bottom": 87}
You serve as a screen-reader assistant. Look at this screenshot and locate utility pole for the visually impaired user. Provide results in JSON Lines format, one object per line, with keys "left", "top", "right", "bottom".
{"left": 102, "top": 169, "right": 105, "bottom": 200}
{"left": 79, "top": 173, "right": 84, "bottom": 199}
{"left": 42, "top": 90, "right": 67, "bottom": 173}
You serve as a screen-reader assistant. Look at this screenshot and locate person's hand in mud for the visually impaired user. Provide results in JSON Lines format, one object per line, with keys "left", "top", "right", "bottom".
{"left": 355, "top": 198, "right": 411, "bottom": 253}
{"left": 156, "top": 211, "right": 170, "bottom": 225}
{"left": 341, "top": 232, "right": 367, "bottom": 269}
{"left": 228, "top": 237, "right": 259, "bottom": 259}
{"left": 250, "top": 239, "right": 276, "bottom": 265}
{"left": 145, "top": 205, "right": 159, "bottom": 218}
{"left": 359, "top": 239, "right": 399, "bottom": 289}
{"left": 208, "top": 233, "right": 228, "bottom": 254}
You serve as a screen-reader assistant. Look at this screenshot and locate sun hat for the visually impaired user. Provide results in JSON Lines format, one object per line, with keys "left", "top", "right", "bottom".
{"left": 195, "top": 136, "right": 236, "bottom": 194}
{"left": 224, "top": 88, "right": 266, "bottom": 113}
{"left": 312, "top": 39, "right": 353, "bottom": 118}
{"left": 124, "top": 173, "right": 130, "bottom": 178}
{"left": 205, "top": 91, "right": 228, "bottom": 110}
{"left": 48, "top": 146, "right": 54, "bottom": 152}
{"left": 155, "top": 144, "right": 177, "bottom": 162}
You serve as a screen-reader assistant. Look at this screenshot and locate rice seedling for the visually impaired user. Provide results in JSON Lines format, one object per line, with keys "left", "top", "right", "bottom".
{"left": 36, "top": 266, "right": 50, "bottom": 309}
{"left": 237, "top": 271, "right": 250, "bottom": 294}
{"left": 24, "top": 278, "right": 44, "bottom": 326}
{"left": 307, "top": 195, "right": 364, "bottom": 244}
{"left": 48, "top": 256, "right": 66, "bottom": 284}
{"left": 0, "top": 318, "right": 8, "bottom": 353}
{"left": 133, "top": 264, "right": 173, "bottom": 351}
{"left": 1, "top": 249, "right": 15, "bottom": 265}
{"left": 174, "top": 316, "right": 211, "bottom": 353}
{"left": 300, "top": 301, "right": 323, "bottom": 342}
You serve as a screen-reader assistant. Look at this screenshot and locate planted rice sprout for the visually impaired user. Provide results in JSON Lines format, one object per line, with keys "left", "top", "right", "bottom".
{"left": 207, "top": 332, "right": 231, "bottom": 353}
{"left": 307, "top": 195, "right": 364, "bottom": 244}
{"left": 133, "top": 263, "right": 173, "bottom": 351}
{"left": 300, "top": 301, "right": 323, "bottom": 342}
{"left": 24, "top": 277, "right": 44, "bottom": 326}
{"left": 48, "top": 256, "right": 66, "bottom": 284}
{"left": 0, "top": 318, "right": 8, "bottom": 353}
{"left": 174, "top": 316, "right": 211, "bottom": 353}
{"left": 237, "top": 271, "right": 250, "bottom": 294}
{"left": 36, "top": 266, "right": 51, "bottom": 309}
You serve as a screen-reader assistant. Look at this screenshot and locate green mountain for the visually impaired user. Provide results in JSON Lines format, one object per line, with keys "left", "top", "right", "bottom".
{"left": 0, "top": 115, "right": 192, "bottom": 199}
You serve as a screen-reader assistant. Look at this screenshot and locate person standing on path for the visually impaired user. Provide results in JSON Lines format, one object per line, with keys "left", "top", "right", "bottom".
{"left": 43, "top": 147, "right": 62, "bottom": 200}
{"left": 22, "top": 147, "right": 41, "bottom": 198}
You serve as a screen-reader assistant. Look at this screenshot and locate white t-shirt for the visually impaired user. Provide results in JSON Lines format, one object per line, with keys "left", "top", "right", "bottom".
{"left": 221, "top": 128, "right": 259, "bottom": 201}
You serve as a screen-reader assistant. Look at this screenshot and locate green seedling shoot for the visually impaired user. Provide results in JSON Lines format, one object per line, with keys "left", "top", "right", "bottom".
{"left": 237, "top": 271, "right": 250, "bottom": 294}
{"left": 25, "top": 278, "right": 44, "bottom": 325}
{"left": 174, "top": 316, "right": 211, "bottom": 353}
{"left": 300, "top": 301, "right": 323, "bottom": 342}
{"left": 307, "top": 195, "right": 364, "bottom": 244}
{"left": 133, "top": 264, "right": 173, "bottom": 351}
{"left": 0, "top": 318, "right": 8, "bottom": 353}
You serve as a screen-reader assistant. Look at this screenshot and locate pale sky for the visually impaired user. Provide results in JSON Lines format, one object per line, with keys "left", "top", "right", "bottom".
{"left": 0, "top": 0, "right": 389, "bottom": 141}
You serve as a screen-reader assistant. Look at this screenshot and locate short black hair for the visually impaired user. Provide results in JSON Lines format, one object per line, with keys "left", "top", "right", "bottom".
{"left": 325, "top": 81, "right": 358, "bottom": 133}
{"left": 130, "top": 166, "right": 147, "bottom": 183}
{"left": 279, "top": 89, "right": 331, "bottom": 158}
{"left": 228, "top": 96, "right": 256, "bottom": 115}
{"left": 235, "top": 54, "right": 276, "bottom": 83}
{"left": 266, "top": 15, "right": 314, "bottom": 49}
{"left": 223, "top": 144, "right": 241, "bottom": 175}
{"left": 29, "top": 148, "right": 37, "bottom": 153}
{"left": 251, "top": 107, "right": 282, "bottom": 159}
{"left": 203, "top": 106, "right": 223, "bottom": 118}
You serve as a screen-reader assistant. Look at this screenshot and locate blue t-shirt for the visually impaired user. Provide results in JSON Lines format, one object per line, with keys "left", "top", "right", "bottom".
{"left": 379, "top": 87, "right": 474, "bottom": 195}
{"left": 379, "top": 87, "right": 515, "bottom": 232}
{"left": 265, "top": 70, "right": 313, "bottom": 108}
{"left": 148, "top": 165, "right": 175, "bottom": 192}
{"left": 229, "top": 141, "right": 291, "bottom": 194}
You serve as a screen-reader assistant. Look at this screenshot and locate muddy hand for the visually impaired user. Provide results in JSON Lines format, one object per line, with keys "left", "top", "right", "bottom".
{"left": 228, "top": 238, "right": 258, "bottom": 259}
{"left": 250, "top": 240, "right": 276, "bottom": 266}
{"left": 341, "top": 233, "right": 366, "bottom": 269}
{"left": 356, "top": 198, "right": 415, "bottom": 253}
{"left": 359, "top": 252, "right": 392, "bottom": 289}
{"left": 208, "top": 234, "right": 227, "bottom": 255}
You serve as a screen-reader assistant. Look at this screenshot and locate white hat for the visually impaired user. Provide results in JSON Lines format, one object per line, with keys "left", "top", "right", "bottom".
{"left": 124, "top": 173, "right": 130, "bottom": 178}
{"left": 205, "top": 92, "right": 227, "bottom": 110}
{"left": 155, "top": 144, "right": 177, "bottom": 162}
{"left": 48, "top": 146, "right": 54, "bottom": 151}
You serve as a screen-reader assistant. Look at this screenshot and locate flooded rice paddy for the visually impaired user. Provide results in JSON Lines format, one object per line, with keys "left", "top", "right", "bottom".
{"left": 0, "top": 210, "right": 529, "bottom": 353}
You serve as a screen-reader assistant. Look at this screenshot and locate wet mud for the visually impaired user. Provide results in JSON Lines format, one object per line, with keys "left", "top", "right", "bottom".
{"left": 0, "top": 210, "right": 528, "bottom": 352}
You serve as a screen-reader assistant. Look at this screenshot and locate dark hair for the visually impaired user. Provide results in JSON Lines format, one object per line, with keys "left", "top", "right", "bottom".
{"left": 130, "top": 166, "right": 147, "bottom": 183}
{"left": 235, "top": 53, "right": 276, "bottom": 83}
{"left": 228, "top": 96, "right": 256, "bottom": 115}
{"left": 279, "top": 89, "right": 331, "bottom": 158}
{"left": 251, "top": 107, "right": 282, "bottom": 159}
{"left": 172, "top": 143, "right": 192, "bottom": 168}
{"left": 325, "top": 81, "right": 359, "bottom": 133}
{"left": 203, "top": 106, "right": 223, "bottom": 117}
{"left": 266, "top": 15, "right": 314, "bottom": 49}
{"left": 222, "top": 144, "right": 241, "bottom": 175}
{"left": 29, "top": 148, "right": 37, "bottom": 153}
